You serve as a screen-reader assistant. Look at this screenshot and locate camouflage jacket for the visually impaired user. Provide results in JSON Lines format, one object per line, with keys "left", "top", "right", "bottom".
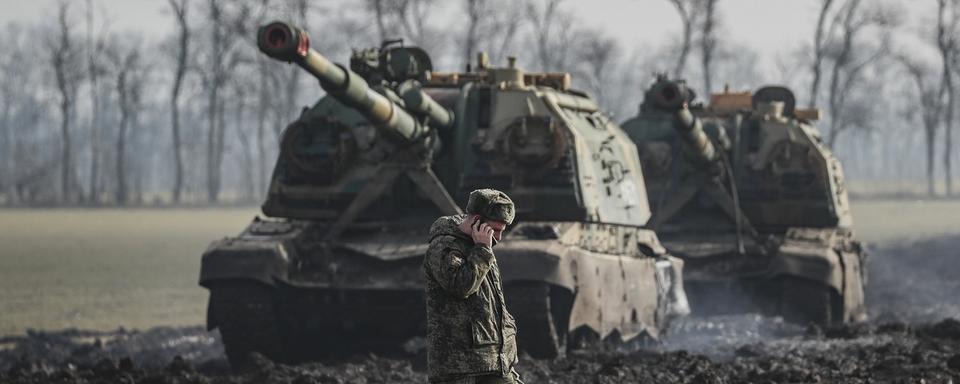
{"left": 423, "top": 214, "right": 518, "bottom": 382}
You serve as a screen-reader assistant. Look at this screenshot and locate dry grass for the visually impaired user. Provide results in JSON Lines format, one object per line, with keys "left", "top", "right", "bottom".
{"left": 0, "top": 200, "right": 957, "bottom": 336}
{"left": 847, "top": 179, "right": 958, "bottom": 198}
{"left": 0, "top": 207, "right": 255, "bottom": 336}
{"left": 850, "top": 199, "right": 960, "bottom": 245}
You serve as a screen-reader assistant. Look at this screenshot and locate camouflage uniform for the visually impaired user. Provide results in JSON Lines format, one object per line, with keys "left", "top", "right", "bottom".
{"left": 423, "top": 190, "right": 521, "bottom": 384}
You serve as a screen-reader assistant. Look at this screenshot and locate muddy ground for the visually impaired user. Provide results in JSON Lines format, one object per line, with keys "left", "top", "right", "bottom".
{"left": 2, "top": 235, "right": 959, "bottom": 384}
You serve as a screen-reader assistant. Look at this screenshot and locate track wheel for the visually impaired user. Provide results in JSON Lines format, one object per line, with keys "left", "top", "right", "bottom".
{"left": 208, "top": 281, "right": 287, "bottom": 370}
{"left": 778, "top": 276, "right": 841, "bottom": 326}
{"left": 504, "top": 282, "right": 566, "bottom": 359}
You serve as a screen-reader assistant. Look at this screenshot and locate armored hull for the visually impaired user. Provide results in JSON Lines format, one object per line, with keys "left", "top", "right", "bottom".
{"left": 201, "top": 218, "right": 685, "bottom": 363}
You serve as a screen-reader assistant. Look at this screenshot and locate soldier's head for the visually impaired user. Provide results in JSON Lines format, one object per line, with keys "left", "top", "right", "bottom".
{"left": 465, "top": 188, "right": 515, "bottom": 244}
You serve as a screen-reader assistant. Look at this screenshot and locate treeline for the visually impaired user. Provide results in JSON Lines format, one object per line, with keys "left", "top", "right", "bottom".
{"left": 0, "top": 0, "right": 958, "bottom": 206}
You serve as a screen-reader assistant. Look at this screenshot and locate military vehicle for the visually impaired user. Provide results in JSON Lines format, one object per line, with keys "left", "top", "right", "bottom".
{"left": 199, "top": 21, "right": 689, "bottom": 367}
{"left": 620, "top": 76, "right": 866, "bottom": 325}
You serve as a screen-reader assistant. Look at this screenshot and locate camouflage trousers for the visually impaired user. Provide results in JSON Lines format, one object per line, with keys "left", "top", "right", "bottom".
{"left": 434, "top": 369, "right": 524, "bottom": 384}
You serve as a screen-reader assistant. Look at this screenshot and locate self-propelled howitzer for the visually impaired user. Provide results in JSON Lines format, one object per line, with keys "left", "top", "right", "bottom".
{"left": 622, "top": 77, "right": 866, "bottom": 326}
{"left": 199, "top": 22, "right": 689, "bottom": 368}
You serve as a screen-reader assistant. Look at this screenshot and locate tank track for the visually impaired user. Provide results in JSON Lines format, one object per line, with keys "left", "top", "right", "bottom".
{"left": 504, "top": 282, "right": 566, "bottom": 359}
{"left": 778, "top": 276, "right": 841, "bottom": 326}
{"left": 207, "top": 281, "right": 287, "bottom": 369}
{"left": 685, "top": 276, "right": 842, "bottom": 326}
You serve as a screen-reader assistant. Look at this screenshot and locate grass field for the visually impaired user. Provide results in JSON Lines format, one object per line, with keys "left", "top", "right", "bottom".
{"left": 0, "top": 200, "right": 958, "bottom": 336}
{"left": 0, "top": 208, "right": 256, "bottom": 336}
{"left": 850, "top": 199, "right": 960, "bottom": 244}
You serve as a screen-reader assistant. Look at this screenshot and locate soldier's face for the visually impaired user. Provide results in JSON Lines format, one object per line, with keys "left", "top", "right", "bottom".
{"left": 486, "top": 219, "right": 507, "bottom": 243}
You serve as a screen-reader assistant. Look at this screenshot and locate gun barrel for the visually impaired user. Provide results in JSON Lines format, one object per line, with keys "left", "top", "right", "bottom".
{"left": 651, "top": 80, "right": 692, "bottom": 110}
{"left": 674, "top": 108, "right": 719, "bottom": 166}
{"left": 398, "top": 80, "right": 454, "bottom": 129}
{"left": 257, "top": 21, "right": 426, "bottom": 143}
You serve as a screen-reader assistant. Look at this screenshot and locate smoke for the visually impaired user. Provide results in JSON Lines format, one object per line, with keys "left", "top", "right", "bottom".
{"left": 656, "top": 234, "right": 960, "bottom": 358}
{"left": 866, "top": 234, "right": 960, "bottom": 323}
{"left": 661, "top": 314, "right": 805, "bottom": 359}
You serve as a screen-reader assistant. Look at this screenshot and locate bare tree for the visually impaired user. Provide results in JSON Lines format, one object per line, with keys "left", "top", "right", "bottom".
{"left": 822, "top": 0, "right": 898, "bottom": 148}
{"left": 47, "top": 1, "right": 84, "bottom": 203}
{"left": 700, "top": 0, "right": 718, "bottom": 95}
{"left": 255, "top": 62, "right": 272, "bottom": 197}
{"left": 225, "top": 0, "right": 274, "bottom": 200}
{"left": 387, "top": 0, "right": 444, "bottom": 52}
{"left": 525, "top": 0, "right": 564, "bottom": 70}
{"left": 809, "top": 0, "right": 836, "bottom": 108}
{"left": 666, "top": 0, "right": 702, "bottom": 78}
{"left": 937, "top": 0, "right": 960, "bottom": 195}
{"left": 365, "top": 0, "right": 445, "bottom": 53}
{"left": 204, "top": 0, "right": 225, "bottom": 202}
{"left": 0, "top": 41, "right": 10, "bottom": 204}
{"left": 0, "top": 29, "right": 10, "bottom": 202}
{"left": 85, "top": 0, "right": 108, "bottom": 204}
{"left": 109, "top": 41, "right": 146, "bottom": 205}
{"left": 463, "top": 0, "right": 484, "bottom": 69}
{"left": 460, "top": 0, "right": 523, "bottom": 68}
{"left": 1, "top": 0, "right": 943, "bottom": 203}
{"left": 168, "top": 0, "right": 190, "bottom": 203}
{"left": 200, "top": 0, "right": 246, "bottom": 202}
{"left": 248, "top": 2, "right": 274, "bottom": 198}
{"left": 712, "top": 42, "right": 765, "bottom": 91}
{"left": 234, "top": 0, "right": 308, "bottom": 157}
{"left": 824, "top": 0, "right": 861, "bottom": 147}
{"left": 230, "top": 78, "right": 257, "bottom": 201}
{"left": 901, "top": 55, "right": 943, "bottom": 196}
{"left": 575, "top": 29, "right": 619, "bottom": 108}
{"left": 366, "top": 0, "right": 390, "bottom": 42}
{"left": 268, "top": 68, "right": 286, "bottom": 139}
{"left": 1, "top": 24, "right": 53, "bottom": 204}
{"left": 488, "top": 4, "right": 523, "bottom": 65}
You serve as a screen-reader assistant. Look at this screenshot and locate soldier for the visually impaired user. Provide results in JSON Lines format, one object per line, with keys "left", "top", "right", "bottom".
{"left": 423, "top": 189, "right": 523, "bottom": 384}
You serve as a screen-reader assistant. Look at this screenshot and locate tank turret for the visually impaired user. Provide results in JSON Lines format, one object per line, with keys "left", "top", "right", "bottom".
{"left": 649, "top": 79, "right": 722, "bottom": 169}
{"left": 642, "top": 77, "right": 724, "bottom": 174}
{"left": 252, "top": 22, "right": 460, "bottom": 222}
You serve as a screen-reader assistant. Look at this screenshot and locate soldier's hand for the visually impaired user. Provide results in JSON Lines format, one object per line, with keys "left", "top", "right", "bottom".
{"left": 471, "top": 220, "right": 495, "bottom": 248}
